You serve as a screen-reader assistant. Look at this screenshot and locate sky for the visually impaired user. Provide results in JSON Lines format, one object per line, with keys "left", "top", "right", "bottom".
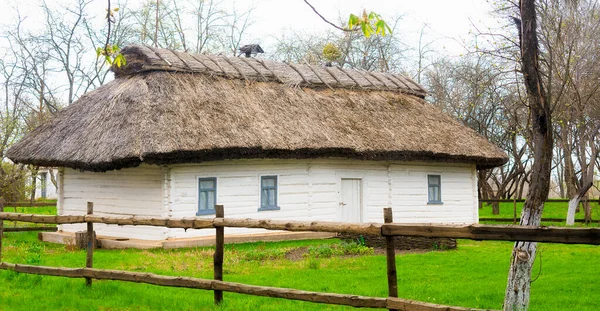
{"left": 247, "top": 0, "right": 498, "bottom": 55}
{"left": 1, "top": 0, "right": 500, "bottom": 57}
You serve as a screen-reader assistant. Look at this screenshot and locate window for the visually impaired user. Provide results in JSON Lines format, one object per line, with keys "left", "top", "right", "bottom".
{"left": 197, "top": 178, "right": 217, "bottom": 215}
{"left": 39, "top": 172, "right": 47, "bottom": 198}
{"left": 427, "top": 175, "right": 442, "bottom": 204}
{"left": 259, "top": 175, "right": 280, "bottom": 211}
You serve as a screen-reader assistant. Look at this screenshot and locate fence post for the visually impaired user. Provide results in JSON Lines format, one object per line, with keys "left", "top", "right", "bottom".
{"left": 383, "top": 208, "right": 398, "bottom": 311}
{"left": 85, "top": 202, "right": 94, "bottom": 287}
{"left": 214, "top": 204, "right": 224, "bottom": 305}
{"left": 0, "top": 198, "right": 4, "bottom": 263}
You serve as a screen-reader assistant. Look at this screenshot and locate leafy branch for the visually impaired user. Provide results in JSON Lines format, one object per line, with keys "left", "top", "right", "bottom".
{"left": 303, "top": 0, "right": 392, "bottom": 37}
{"left": 95, "top": 0, "right": 125, "bottom": 67}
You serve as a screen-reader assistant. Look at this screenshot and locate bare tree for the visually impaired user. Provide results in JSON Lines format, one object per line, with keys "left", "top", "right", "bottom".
{"left": 503, "top": 0, "right": 554, "bottom": 309}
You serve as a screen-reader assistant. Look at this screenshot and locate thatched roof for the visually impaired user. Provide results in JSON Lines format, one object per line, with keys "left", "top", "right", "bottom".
{"left": 7, "top": 45, "right": 507, "bottom": 172}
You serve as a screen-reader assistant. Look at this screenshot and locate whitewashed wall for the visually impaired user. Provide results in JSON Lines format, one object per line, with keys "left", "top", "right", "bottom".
{"left": 166, "top": 159, "right": 478, "bottom": 239}
{"left": 59, "top": 159, "right": 478, "bottom": 240}
{"left": 60, "top": 165, "right": 167, "bottom": 240}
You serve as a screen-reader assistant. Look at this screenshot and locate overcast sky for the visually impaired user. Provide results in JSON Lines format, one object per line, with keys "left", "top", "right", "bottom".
{"left": 1, "top": 0, "right": 499, "bottom": 57}
{"left": 249, "top": 0, "right": 498, "bottom": 55}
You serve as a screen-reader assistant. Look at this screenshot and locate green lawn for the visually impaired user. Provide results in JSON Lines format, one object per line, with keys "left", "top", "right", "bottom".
{"left": 0, "top": 231, "right": 599, "bottom": 310}
{"left": 479, "top": 200, "right": 600, "bottom": 226}
{"left": 0, "top": 201, "right": 598, "bottom": 310}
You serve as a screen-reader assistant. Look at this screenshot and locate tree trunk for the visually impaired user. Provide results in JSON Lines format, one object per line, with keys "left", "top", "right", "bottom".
{"left": 583, "top": 198, "right": 592, "bottom": 224}
{"left": 566, "top": 132, "right": 599, "bottom": 225}
{"left": 492, "top": 201, "right": 500, "bottom": 215}
{"left": 29, "top": 167, "right": 39, "bottom": 203}
{"left": 566, "top": 192, "right": 585, "bottom": 225}
{"left": 503, "top": 0, "right": 554, "bottom": 310}
{"left": 49, "top": 169, "right": 58, "bottom": 189}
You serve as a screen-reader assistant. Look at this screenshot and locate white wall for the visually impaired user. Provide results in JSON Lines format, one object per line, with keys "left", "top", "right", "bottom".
{"left": 60, "top": 164, "right": 167, "bottom": 240}
{"left": 166, "top": 159, "right": 478, "bottom": 239}
{"left": 59, "top": 159, "right": 478, "bottom": 240}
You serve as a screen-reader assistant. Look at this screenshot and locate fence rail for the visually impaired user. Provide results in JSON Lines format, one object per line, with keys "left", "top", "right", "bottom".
{"left": 0, "top": 262, "right": 485, "bottom": 311}
{"left": 2, "top": 227, "right": 57, "bottom": 232}
{"left": 2, "top": 202, "right": 599, "bottom": 310}
{"left": 479, "top": 217, "right": 597, "bottom": 223}
{"left": 479, "top": 198, "right": 600, "bottom": 204}
{"left": 0, "top": 212, "right": 598, "bottom": 244}
{"left": 3, "top": 202, "right": 57, "bottom": 208}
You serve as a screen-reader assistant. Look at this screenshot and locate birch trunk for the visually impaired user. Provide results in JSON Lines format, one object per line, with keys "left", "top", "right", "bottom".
{"left": 566, "top": 196, "right": 581, "bottom": 226}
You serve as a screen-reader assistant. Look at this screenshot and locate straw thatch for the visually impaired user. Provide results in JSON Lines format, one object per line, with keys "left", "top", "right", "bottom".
{"left": 7, "top": 45, "right": 507, "bottom": 172}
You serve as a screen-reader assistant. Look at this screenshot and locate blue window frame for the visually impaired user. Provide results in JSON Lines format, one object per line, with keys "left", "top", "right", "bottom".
{"left": 427, "top": 175, "right": 442, "bottom": 204}
{"left": 259, "top": 175, "right": 280, "bottom": 211}
{"left": 197, "top": 177, "right": 217, "bottom": 215}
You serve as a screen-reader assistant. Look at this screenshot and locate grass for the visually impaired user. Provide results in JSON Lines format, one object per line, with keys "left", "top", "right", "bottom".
{"left": 0, "top": 231, "right": 599, "bottom": 310}
{"left": 0, "top": 201, "right": 598, "bottom": 310}
{"left": 479, "top": 201, "right": 600, "bottom": 226}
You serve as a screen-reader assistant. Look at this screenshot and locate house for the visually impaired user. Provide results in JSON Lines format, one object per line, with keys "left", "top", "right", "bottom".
{"left": 7, "top": 45, "right": 507, "bottom": 242}
{"left": 32, "top": 167, "right": 58, "bottom": 200}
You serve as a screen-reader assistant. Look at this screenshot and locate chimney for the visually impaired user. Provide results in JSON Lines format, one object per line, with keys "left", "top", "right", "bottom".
{"left": 238, "top": 44, "right": 264, "bottom": 58}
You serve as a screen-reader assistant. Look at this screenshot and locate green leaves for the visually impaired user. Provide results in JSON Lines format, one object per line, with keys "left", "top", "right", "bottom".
{"left": 347, "top": 10, "right": 392, "bottom": 38}
{"left": 96, "top": 44, "right": 126, "bottom": 68}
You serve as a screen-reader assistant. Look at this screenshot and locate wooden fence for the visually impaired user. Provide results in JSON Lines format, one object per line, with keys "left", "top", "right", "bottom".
{"left": 1, "top": 203, "right": 600, "bottom": 310}
{"left": 0, "top": 201, "right": 58, "bottom": 233}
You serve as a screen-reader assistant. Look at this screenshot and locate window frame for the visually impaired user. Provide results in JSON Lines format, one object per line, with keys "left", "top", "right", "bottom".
{"left": 197, "top": 177, "right": 217, "bottom": 215}
{"left": 427, "top": 174, "right": 443, "bottom": 204}
{"left": 258, "top": 175, "right": 280, "bottom": 211}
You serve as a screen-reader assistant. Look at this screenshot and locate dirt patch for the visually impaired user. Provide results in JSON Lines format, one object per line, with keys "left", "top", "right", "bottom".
{"left": 337, "top": 234, "right": 457, "bottom": 251}
{"left": 285, "top": 246, "right": 430, "bottom": 261}
{"left": 373, "top": 248, "right": 430, "bottom": 256}
{"left": 285, "top": 247, "right": 308, "bottom": 261}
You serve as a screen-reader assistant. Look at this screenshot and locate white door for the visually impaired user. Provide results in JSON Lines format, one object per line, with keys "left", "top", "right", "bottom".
{"left": 340, "top": 178, "right": 362, "bottom": 222}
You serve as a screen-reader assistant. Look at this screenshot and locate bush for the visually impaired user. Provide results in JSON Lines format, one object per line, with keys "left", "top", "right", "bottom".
{"left": 307, "top": 241, "right": 373, "bottom": 258}
{"left": 0, "top": 162, "right": 29, "bottom": 202}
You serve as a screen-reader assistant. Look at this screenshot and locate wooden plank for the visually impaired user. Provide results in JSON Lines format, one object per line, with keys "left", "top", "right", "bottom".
{"left": 0, "top": 213, "right": 215, "bottom": 229}
{"left": 3, "top": 202, "right": 57, "bottom": 207}
{"left": 386, "top": 297, "right": 494, "bottom": 311}
{"left": 0, "top": 262, "right": 497, "bottom": 310}
{"left": 479, "top": 218, "right": 595, "bottom": 223}
{"left": 381, "top": 224, "right": 600, "bottom": 244}
{"left": 383, "top": 208, "right": 398, "bottom": 311}
{"left": 86, "top": 202, "right": 94, "bottom": 287}
{"left": 2, "top": 212, "right": 599, "bottom": 245}
{"left": 0, "top": 263, "right": 388, "bottom": 308}
{"left": 217, "top": 218, "right": 383, "bottom": 235}
{"left": 214, "top": 205, "right": 224, "bottom": 305}
{"left": 0, "top": 213, "right": 86, "bottom": 224}
{"left": 3, "top": 227, "right": 57, "bottom": 232}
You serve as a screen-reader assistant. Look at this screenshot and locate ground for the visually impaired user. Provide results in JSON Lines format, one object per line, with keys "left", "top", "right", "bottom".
{"left": 0, "top": 202, "right": 598, "bottom": 310}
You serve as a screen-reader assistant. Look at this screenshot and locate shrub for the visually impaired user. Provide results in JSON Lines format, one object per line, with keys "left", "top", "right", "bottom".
{"left": 307, "top": 241, "right": 373, "bottom": 258}
{"left": 0, "top": 162, "right": 28, "bottom": 202}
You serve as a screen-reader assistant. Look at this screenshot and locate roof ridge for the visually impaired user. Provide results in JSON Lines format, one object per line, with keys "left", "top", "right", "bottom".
{"left": 112, "top": 45, "right": 427, "bottom": 97}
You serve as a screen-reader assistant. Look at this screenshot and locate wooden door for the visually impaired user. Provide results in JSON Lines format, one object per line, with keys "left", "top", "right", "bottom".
{"left": 340, "top": 178, "right": 362, "bottom": 222}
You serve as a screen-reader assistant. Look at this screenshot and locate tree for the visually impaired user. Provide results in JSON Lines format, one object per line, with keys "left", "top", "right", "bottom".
{"left": 503, "top": 0, "right": 554, "bottom": 309}
{"left": 425, "top": 55, "right": 531, "bottom": 212}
